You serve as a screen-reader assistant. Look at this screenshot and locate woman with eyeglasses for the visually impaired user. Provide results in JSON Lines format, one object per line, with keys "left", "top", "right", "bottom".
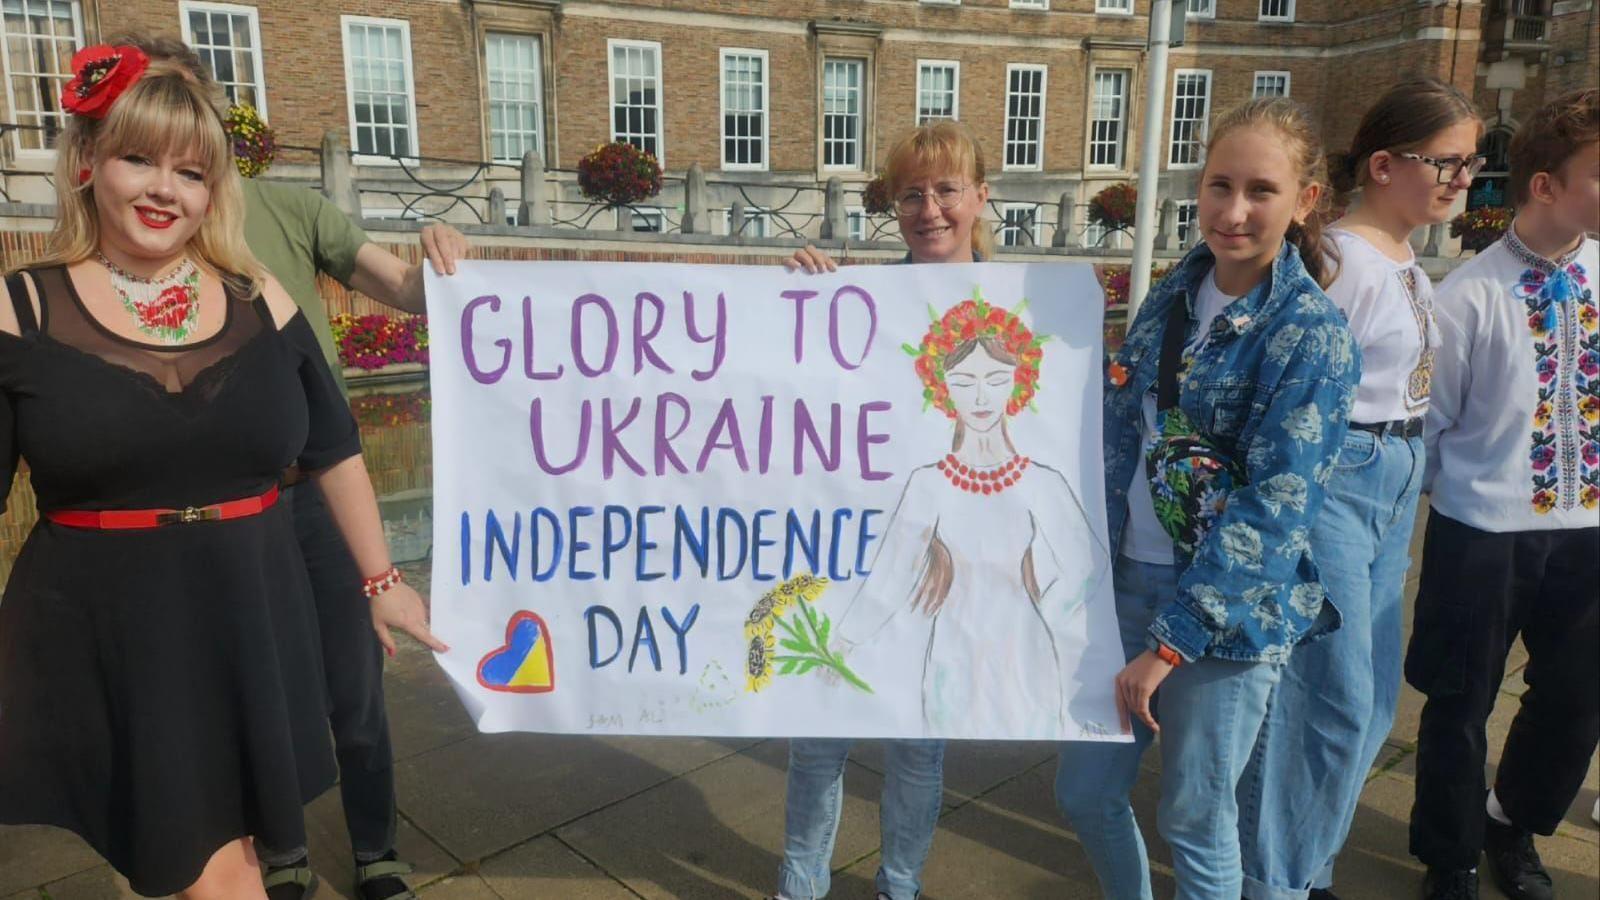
{"left": 773, "top": 120, "right": 992, "bottom": 900}
{"left": 1237, "top": 78, "right": 1484, "bottom": 900}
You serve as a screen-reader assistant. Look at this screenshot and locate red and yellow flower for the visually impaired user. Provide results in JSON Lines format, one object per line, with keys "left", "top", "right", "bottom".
{"left": 903, "top": 292, "right": 1046, "bottom": 419}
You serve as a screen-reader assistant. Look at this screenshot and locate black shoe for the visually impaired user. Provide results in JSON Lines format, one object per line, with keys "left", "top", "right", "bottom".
{"left": 1484, "top": 818, "right": 1555, "bottom": 900}
{"left": 1421, "top": 867, "right": 1479, "bottom": 900}
{"left": 1309, "top": 889, "right": 1341, "bottom": 900}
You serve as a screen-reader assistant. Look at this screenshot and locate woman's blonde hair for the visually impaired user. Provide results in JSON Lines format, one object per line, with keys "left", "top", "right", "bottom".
{"left": 881, "top": 120, "right": 996, "bottom": 261}
{"left": 30, "top": 37, "right": 263, "bottom": 295}
{"left": 1204, "top": 96, "right": 1337, "bottom": 288}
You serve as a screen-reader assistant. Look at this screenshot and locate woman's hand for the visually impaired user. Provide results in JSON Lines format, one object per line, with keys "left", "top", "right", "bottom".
{"left": 1114, "top": 649, "right": 1174, "bottom": 734}
{"left": 370, "top": 581, "right": 450, "bottom": 657}
{"left": 783, "top": 244, "right": 838, "bottom": 274}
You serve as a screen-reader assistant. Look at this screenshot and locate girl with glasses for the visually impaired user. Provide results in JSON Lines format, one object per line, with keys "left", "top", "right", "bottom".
{"left": 1238, "top": 77, "right": 1483, "bottom": 900}
{"left": 775, "top": 120, "right": 992, "bottom": 900}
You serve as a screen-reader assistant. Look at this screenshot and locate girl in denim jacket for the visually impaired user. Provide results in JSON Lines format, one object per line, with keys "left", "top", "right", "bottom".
{"left": 1055, "top": 98, "right": 1360, "bottom": 899}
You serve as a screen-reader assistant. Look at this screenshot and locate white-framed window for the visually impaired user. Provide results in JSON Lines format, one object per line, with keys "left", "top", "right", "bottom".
{"left": 1088, "top": 68, "right": 1129, "bottom": 170}
{"left": 919, "top": 0, "right": 960, "bottom": 5}
{"left": 1259, "top": 0, "right": 1295, "bottom": 21}
{"left": 1187, "top": 0, "right": 1216, "bottom": 17}
{"left": 999, "top": 203, "right": 1039, "bottom": 247}
{"left": 485, "top": 32, "right": 544, "bottom": 164}
{"left": 720, "top": 48, "right": 768, "bottom": 171}
{"left": 1010, "top": 0, "right": 1049, "bottom": 8}
{"left": 608, "top": 39, "right": 663, "bottom": 163}
{"left": 630, "top": 207, "right": 665, "bottom": 232}
{"left": 822, "top": 58, "right": 864, "bottom": 170}
{"left": 1085, "top": 221, "right": 1122, "bottom": 249}
{"left": 340, "top": 16, "right": 419, "bottom": 161}
{"left": 180, "top": 2, "right": 267, "bottom": 114}
{"left": 1176, "top": 200, "right": 1198, "bottom": 244}
{"left": 846, "top": 207, "right": 866, "bottom": 241}
{"left": 916, "top": 60, "right": 959, "bottom": 124}
{"left": 1167, "top": 69, "right": 1211, "bottom": 169}
{"left": 0, "top": 0, "right": 82, "bottom": 154}
{"left": 1252, "top": 71, "right": 1291, "bottom": 97}
{"left": 1003, "top": 64, "right": 1047, "bottom": 171}
{"left": 1096, "top": 0, "right": 1133, "bottom": 13}
{"left": 724, "top": 207, "right": 771, "bottom": 238}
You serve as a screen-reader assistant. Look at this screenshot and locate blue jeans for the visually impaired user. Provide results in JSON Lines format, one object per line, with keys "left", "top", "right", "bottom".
{"left": 1239, "top": 430, "right": 1424, "bottom": 899}
{"left": 777, "top": 738, "right": 945, "bottom": 900}
{"left": 1055, "top": 555, "right": 1282, "bottom": 899}
{"left": 1055, "top": 554, "right": 1167, "bottom": 900}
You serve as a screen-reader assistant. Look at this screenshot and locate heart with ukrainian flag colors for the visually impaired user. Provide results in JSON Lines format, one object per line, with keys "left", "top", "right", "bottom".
{"left": 476, "top": 611, "right": 555, "bottom": 694}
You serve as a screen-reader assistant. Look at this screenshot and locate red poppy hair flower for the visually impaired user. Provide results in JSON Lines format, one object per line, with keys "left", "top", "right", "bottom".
{"left": 61, "top": 44, "right": 149, "bottom": 120}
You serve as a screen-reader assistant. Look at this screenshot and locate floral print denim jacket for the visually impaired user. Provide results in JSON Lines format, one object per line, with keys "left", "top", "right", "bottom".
{"left": 1104, "top": 241, "right": 1362, "bottom": 663}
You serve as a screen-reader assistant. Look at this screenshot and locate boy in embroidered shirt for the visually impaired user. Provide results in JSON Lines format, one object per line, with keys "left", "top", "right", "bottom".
{"left": 1411, "top": 88, "right": 1599, "bottom": 900}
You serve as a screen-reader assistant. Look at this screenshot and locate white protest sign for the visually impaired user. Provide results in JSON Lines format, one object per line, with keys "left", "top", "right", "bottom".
{"left": 426, "top": 261, "right": 1127, "bottom": 741}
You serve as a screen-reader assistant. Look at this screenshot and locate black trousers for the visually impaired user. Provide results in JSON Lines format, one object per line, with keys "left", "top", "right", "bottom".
{"left": 285, "top": 483, "right": 397, "bottom": 858}
{"left": 1405, "top": 511, "right": 1599, "bottom": 870}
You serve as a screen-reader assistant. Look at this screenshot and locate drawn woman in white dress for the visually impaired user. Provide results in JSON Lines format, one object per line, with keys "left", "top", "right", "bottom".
{"left": 830, "top": 293, "right": 1110, "bottom": 738}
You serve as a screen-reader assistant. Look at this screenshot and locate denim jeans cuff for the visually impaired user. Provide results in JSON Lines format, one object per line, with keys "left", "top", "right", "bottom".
{"left": 775, "top": 865, "right": 824, "bottom": 900}
{"left": 1241, "top": 872, "right": 1311, "bottom": 900}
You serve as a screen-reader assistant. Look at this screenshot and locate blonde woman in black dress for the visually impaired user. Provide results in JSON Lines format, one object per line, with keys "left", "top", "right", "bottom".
{"left": 0, "top": 41, "right": 445, "bottom": 899}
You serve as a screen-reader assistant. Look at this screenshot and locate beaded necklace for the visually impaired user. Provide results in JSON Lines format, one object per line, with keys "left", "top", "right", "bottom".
{"left": 935, "top": 453, "right": 1031, "bottom": 495}
{"left": 97, "top": 252, "right": 201, "bottom": 344}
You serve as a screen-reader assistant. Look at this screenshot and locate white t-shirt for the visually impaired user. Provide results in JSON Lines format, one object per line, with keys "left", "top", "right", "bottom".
{"left": 1324, "top": 229, "right": 1440, "bottom": 423}
{"left": 1122, "top": 267, "right": 1240, "bottom": 563}
{"left": 1424, "top": 228, "right": 1600, "bottom": 533}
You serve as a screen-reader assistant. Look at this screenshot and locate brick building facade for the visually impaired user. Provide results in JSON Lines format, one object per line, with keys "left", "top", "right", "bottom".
{"left": 0, "top": 1, "right": 1594, "bottom": 246}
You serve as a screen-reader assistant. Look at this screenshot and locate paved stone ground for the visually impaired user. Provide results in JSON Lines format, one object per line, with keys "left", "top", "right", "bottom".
{"left": 4, "top": 514, "right": 1596, "bottom": 899}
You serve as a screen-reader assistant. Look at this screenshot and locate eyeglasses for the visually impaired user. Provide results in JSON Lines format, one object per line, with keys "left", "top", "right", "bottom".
{"left": 893, "top": 183, "right": 970, "bottom": 216}
{"left": 1395, "top": 152, "right": 1488, "bottom": 184}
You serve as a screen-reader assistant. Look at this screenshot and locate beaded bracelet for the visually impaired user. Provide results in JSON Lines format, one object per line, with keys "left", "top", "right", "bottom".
{"left": 361, "top": 565, "right": 402, "bottom": 600}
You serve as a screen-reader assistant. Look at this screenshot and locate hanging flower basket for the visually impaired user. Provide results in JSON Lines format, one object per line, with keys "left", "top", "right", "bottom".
{"left": 577, "top": 141, "right": 663, "bottom": 207}
{"left": 1450, "top": 206, "right": 1512, "bottom": 254}
{"left": 863, "top": 174, "right": 893, "bottom": 216}
{"left": 223, "top": 103, "right": 277, "bottom": 178}
{"left": 1089, "top": 182, "right": 1138, "bottom": 232}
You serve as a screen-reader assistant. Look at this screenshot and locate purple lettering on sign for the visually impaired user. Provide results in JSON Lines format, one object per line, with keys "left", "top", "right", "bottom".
{"left": 654, "top": 392, "right": 692, "bottom": 476}
{"left": 633, "top": 292, "right": 673, "bottom": 376}
{"left": 780, "top": 289, "right": 818, "bottom": 363}
{"left": 828, "top": 285, "right": 877, "bottom": 371}
{"left": 684, "top": 291, "right": 728, "bottom": 381}
{"left": 601, "top": 397, "right": 646, "bottom": 478}
{"left": 530, "top": 398, "right": 590, "bottom": 474}
{"left": 523, "top": 296, "right": 564, "bottom": 381}
{"left": 461, "top": 294, "right": 510, "bottom": 384}
{"left": 856, "top": 401, "right": 893, "bottom": 481}
{"left": 793, "top": 400, "right": 842, "bottom": 474}
{"left": 757, "top": 394, "right": 775, "bottom": 475}
{"left": 572, "top": 293, "right": 620, "bottom": 377}
{"left": 696, "top": 399, "right": 750, "bottom": 473}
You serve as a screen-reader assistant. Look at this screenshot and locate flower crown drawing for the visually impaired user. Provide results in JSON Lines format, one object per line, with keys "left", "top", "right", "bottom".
{"left": 903, "top": 289, "right": 1048, "bottom": 418}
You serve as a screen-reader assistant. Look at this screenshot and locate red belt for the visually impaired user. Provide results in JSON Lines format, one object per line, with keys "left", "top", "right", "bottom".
{"left": 45, "top": 485, "right": 281, "bottom": 530}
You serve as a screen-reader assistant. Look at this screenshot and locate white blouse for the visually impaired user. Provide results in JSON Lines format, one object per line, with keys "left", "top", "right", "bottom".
{"left": 1325, "top": 229, "right": 1440, "bottom": 424}
{"left": 1424, "top": 228, "right": 1600, "bottom": 534}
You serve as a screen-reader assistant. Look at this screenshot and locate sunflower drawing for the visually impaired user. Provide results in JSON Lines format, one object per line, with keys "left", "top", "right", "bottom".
{"left": 741, "top": 573, "right": 873, "bottom": 694}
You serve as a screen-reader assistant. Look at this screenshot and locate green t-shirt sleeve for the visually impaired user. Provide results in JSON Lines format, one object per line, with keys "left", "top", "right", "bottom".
{"left": 310, "top": 190, "right": 371, "bottom": 286}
